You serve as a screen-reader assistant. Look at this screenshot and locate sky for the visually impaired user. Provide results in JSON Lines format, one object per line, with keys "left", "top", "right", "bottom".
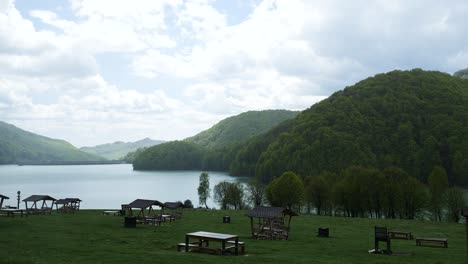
{"left": 1, "top": 0, "right": 467, "bottom": 147}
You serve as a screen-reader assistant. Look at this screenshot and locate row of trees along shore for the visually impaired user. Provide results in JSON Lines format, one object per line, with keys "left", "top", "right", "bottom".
{"left": 199, "top": 165, "right": 466, "bottom": 223}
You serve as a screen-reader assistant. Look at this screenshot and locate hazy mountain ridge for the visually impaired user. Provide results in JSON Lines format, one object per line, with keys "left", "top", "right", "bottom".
{"left": 0, "top": 121, "right": 103, "bottom": 164}
{"left": 80, "top": 138, "right": 165, "bottom": 160}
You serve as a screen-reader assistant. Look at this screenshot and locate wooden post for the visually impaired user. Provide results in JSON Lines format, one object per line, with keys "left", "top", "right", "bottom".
{"left": 17, "top": 191, "right": 20, "bottom": 209}
{"left": 250, "top": 217, "right": 254, "bottom": 238}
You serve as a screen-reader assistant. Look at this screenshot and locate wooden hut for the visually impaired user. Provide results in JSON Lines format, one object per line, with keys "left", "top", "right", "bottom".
{"left": 0, "top": 194, "right": 9, "bottom": 209}
{"left": 164, "top": 201, "right": 183, "bottom": 220}
{"left": 245, "top": 206, "right": 298, "bottom": 240}
{"left": 55, "top": 198, "right": 81, "bottom": 213}
{"left": 126, "top": 199, "right": 164, "bottom": 225}
{"left": 23, "top": 195, "right": 56, "bottom": 215}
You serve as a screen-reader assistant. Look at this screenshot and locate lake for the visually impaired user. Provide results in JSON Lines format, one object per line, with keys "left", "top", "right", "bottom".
{"left": 0, "top": 164, "right": 246, "bottom": 209}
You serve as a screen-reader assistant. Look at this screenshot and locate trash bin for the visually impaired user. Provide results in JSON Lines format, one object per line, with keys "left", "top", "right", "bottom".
{"left": 124, "top": 216, "right": 136, "bottom": 228}
{"left": 318, "top": 227, "right": 329, "bottom": 237}
{"left": 223, "top": 216, "right": 230, "bottom": 223}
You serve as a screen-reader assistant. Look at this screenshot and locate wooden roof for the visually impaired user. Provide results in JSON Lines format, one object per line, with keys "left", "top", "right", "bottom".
{"left": 127, "top": 199, "right": 163, "bottom": 209}
{"left": 164, "top": 202, "right": 183, "bottom": 209}
{"left": 0, "top": 194, "right": 9, "bottom": 199}
{"left": 245, "top": 206, "right": 298, "bottom": 219}
{"left": 463, "top": 206, "right": 468, "bottom": 217}
{"left": 55, "top": 198, "right": 82, "bottom": 205}
{"left": 23, "top": 195, "right": 56, "bottom": 202}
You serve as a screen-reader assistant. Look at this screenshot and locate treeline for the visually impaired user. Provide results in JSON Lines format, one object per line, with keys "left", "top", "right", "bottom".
{"left": 205, "top": 165, "right": 465, "bottom": 223}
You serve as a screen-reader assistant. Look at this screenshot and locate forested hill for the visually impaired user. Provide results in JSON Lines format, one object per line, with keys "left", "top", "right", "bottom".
{"left": 454, "top": 68, "right": 468, "bottom": 79}
{"left": 0, "top": 121, "right": 104, "bottom": 164}
{"left": 133, "top": 110, "right": 298, "bottom": 170}
{"left": 80, "top": 138, "right": 164, "bottom": 160}
{"left": 239, "top": 69, "right": 468, "bottom": 185}
{"left": 185, "top": 110, "right": 299, "bottom": 149}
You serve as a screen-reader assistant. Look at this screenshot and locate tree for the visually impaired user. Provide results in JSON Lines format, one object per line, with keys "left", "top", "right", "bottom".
{"left": 428, "top": 166, "right": 449, "bottom": 221}
{"left": 246, "top": 180, "right": 266, "bottom": 207}
{"left": 445, "top": 187, "right": 465, "bottom": 222}
{"left": 213, "top": 181, "right": 230, "bottom": 210}
{"left": 304, "top": 174, "right": 330, "bottom": 215}
{"left": 213, "top": 181, "right": 245, "bottom": 210}
{"left": 183, "top": 199, "right": 194, "bottom": 208}
{"left": 197, "top": 172, "right": 210, "bottom": 209}
{"left": 266, "top": 171, "right": 305, "bottom": 210}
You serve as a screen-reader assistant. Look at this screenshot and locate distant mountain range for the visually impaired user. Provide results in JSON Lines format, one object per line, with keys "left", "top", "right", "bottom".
{"left": 80, "top": 138, "right": 165, "bottom": 160}
{"left": 0, "top": 121, "right": 103, "bottom": 165}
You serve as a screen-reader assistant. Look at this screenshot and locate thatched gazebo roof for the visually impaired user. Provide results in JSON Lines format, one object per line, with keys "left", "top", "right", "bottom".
{"left": 0, "top": 194, "right": 9, "bottom": 199}
{"left": 245, "top": 206, "right": 298, "bottom": 219}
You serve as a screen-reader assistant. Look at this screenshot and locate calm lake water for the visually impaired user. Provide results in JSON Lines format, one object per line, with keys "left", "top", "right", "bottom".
{"left": 0, "top": 164, "right": 246, "bottom": 209}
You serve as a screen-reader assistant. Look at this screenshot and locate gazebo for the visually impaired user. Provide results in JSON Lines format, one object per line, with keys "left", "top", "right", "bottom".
{"left": 245, "top": 206, "right": 298, "bottom": 240}
{"left": 23, "top": 195, "right": 56, "bottom": 215}
{"left": 55, "top": 198, "right": 82, "bottom": 213}
{"left": 126, "top": 199, "right": 164, "bottom": 225}
{"left": 0, "top": 194, "right": 9, "bottom": 208}
{"left": 164, "top": 201, "right": 183, "bottom": 220}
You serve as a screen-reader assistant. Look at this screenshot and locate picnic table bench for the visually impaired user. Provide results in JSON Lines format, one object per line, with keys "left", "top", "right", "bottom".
{"left": 416, "top": 237, "right": 448, "bottom": 248}
{"left": 179, "top": 231, "right": 244, "bottom": 255}
{"left": 388, "top": 230, "right": 413, "bottom": 240}
{"left": 0, "top": 208, "right": 25, "bottom": 217}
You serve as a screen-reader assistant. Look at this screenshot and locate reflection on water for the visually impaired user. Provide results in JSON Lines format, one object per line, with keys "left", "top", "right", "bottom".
{"left": 0, "top": 164, "right": 246, "bottom": 209}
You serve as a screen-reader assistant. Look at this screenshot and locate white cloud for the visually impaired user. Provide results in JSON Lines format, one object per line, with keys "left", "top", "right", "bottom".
{"left": 1, "top": 0, "right": 468, "bottom": 146}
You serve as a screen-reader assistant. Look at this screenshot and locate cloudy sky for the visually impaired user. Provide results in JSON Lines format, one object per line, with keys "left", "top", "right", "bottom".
{"left": 1, "top": 0, "right": 467, "bottom": 147}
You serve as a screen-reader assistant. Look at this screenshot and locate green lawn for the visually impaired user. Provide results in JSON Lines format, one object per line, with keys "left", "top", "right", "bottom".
{"left": 0, "top": 209, "right": 466, "bottom": 264}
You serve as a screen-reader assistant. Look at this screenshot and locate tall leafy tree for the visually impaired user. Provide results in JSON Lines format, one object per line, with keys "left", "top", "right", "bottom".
{"left": 428, "top": 166, "right": 449, "bottom": 221}
{"left": 445, "top": 187, "right": 465, "bottom": 222}
{"left": 266, "top": 171, "right": 305, "bottom": 210}
{"left": 246, "top": 180, "right": 266, "bottom": 207}
{"left": 197, "top": 172, "right": 211, "bottom": 209}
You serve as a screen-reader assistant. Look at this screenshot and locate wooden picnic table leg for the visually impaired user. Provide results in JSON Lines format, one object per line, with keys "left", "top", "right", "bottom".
{"left": 235, "top": 238, "right": 239, "bottom": 255}
{"left": 185, "top": 235, "right": 189, "bottom": 252}
{"left": 222, "top": 240, "right": 226, "bottom": 255}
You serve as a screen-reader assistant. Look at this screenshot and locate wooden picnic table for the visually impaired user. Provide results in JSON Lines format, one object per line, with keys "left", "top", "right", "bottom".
{"left": 0, "top": 208, "right": 25, "bottom": 217}
{"left": 185, "top": 231, "right": 240, "bottom": 255}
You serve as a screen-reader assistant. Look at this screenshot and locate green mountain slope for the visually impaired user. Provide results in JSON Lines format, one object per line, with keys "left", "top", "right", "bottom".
{"left": 453, "top": 68, "right": 468, "bottom": 79}
{"left": 185, "top": 110, "right": 299, "bottom": 149}
{"left": 0, "top": 121, "right": 103, "bottom": 164}
{"left": 133, "top": 110, "right": 298, "bottom": 170}
{"left": 239, "top": 69, "right": 468, "bottom": 184}
{"left": 80, "top": 138, "right": 164, "bottom": 160}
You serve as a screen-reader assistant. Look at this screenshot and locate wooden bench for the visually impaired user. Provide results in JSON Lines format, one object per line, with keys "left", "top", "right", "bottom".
{"left": 227, "top": 240, "right": 245, "bottom": 254}
{"left": 177, "top": 240, "right": 210, "bottom": 252}
{"left": 416, "top": 237, "right": 448, "bottom": 248}
{"left": 388, "top": 230, "right": 413, "bottom": 240}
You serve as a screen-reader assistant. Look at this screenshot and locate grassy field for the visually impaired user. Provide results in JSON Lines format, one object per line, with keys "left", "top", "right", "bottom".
{"left": 0, "top": 209, "right": 466, "bottom": 264}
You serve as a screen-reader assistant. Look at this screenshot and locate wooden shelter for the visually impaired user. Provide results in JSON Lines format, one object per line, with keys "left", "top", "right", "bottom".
{"left": 0, "top": 194, "right": 9, "bottom": 208}
{"left": 55, "top": 198, "right": 81, "bottom": 213}
{"left": 164, "top": 201, "right": 183, "bottom": 219}
{"left": 126, "top": 199, "right": 164, "bottom": 225}
{"left": 23, "top": 195, "right": 56, "bottom": 215}
{"left": 245, "top": 206, "right": 298, "bottom": 240}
